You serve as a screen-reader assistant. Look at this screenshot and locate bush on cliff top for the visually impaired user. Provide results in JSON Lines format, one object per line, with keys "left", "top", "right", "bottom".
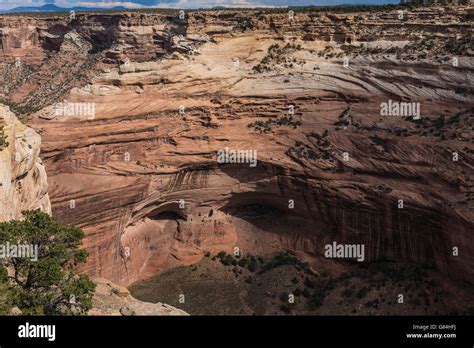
{"left": 0, "top": 210, "right": 95, "bottom": 315}
{"left": 0, "top": 126, "right": 9, "bottom": 151}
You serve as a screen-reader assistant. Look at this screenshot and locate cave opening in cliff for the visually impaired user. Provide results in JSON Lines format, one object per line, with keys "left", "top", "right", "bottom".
{"left": 148, "top": 210, "right": 185, "bottom": 221}
{"left": 224, "top": 203, "right": 284, "bottom": 220}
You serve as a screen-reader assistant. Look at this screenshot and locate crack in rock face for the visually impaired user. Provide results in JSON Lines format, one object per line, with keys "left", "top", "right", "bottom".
{"left": 0, "top": 5, "right": 473, "bottom": 309}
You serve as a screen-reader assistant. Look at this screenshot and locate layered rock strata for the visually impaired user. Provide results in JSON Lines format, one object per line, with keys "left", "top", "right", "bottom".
{"left": 0, "top": 104, "right": 51, "bottom": 221}
{"left": 0, "top": 6, "right": 471, "bottom": 287}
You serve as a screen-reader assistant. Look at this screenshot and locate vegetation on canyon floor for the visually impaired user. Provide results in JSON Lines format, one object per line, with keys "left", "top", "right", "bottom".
{"left": 0, "top": 210, "right": 95, "bottom": 315}
{"left": 129, "top": 250, "right": 473, "bottom": 316}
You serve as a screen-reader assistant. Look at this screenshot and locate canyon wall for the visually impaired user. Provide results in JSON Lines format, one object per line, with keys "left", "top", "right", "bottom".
{"left": 0, "top": 6, "right": 472, "bottom": 287}
{"left": 0, "top": 104, "right": 187, "bottom": 315}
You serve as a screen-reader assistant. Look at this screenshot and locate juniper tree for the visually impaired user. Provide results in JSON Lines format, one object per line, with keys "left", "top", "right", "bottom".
{"left": 0, "top": 210, "right": 95, "bottom": 315}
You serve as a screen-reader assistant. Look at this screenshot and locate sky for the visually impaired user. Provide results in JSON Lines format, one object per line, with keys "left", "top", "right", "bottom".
{"left": 0, "top": 0, "right": 401, "bottom": 11}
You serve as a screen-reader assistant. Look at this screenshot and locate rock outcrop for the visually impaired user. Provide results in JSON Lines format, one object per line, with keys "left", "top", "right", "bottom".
{"left": 0, "top": 104, "right": 51, "bottom": 221}
{"left": 90, "top": 277, "right": 188, "bottom": 315}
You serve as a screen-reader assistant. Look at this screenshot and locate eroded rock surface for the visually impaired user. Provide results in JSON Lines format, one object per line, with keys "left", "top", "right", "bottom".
{"left": 0, "top": 104, "right": 51, "bottom": 221}
{"left": 0, "top": 6, "right": 472, "bottom": 288}
{"left": 90, "top": 277, "right": 188, "bottom": 315}
{"left": 0, "top": 104, "right": 186, "bottom": 315}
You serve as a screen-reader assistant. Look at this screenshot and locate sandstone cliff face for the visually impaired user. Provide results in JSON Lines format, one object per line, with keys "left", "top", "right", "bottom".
{"left": 1, "top": 6, "right": 472, "bottom": 110}
{"left": 0, "top": 104, "right": 51, "bottom": 221}
{"left": 0, "top": 104, "right": 186, "bottom": 315}
{"left": 0, "top": 6, "right": 472, "bottom": 287}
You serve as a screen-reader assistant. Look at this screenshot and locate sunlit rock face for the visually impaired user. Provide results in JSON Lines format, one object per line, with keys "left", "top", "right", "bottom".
{"left": 0, "top": 104, "right": 51, "bottom": 222}
{"left": 0, "top": 5, "right": 472, "bottom": 286}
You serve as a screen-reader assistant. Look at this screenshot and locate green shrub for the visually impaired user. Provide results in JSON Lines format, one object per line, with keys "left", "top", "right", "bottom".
{"left": 308, "top": 287, "right": 327, "bottom": 309}
{"left": 248, "top": 116, "right": 302, "bottom": 133}
{"left": 342, "top": 286, "right": 354, "bottom": 298}
{"left": 0, "top": 210, "right": 95, "bottom": 315}
{"left": 0, "top": 126, "right": 9, "bottom": 151}
{"left": 247, "top": 260, "right": 258, "bottom": 273}
{"left": 259, "top": 251, "right": 302, "bottom": 273}
{"left": 357, "top": 286, "right": 369, "bottom": 299}
{"left": 304, "top": 277, "right": 314, "bottom": 289}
